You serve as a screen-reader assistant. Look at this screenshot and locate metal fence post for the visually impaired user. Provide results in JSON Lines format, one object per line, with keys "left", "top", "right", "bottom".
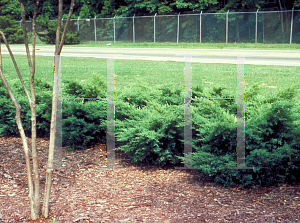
{"left": 200, "top": 11, "right": 202, "bottom": 43}
{"left": 154, "top": 13, "right": 157, "bottom": 43}
{"left": 226, "top": 10, "right": 229, "bottom": 44}
{"left": 290, "top": 7, "right": 294, "bottom": 44}
{"left": 255, "top": 9, "right": 259, "bottom": 43}
{"left": 113, "top": 15, "right": 116, "bottom": 44}
{"left": 16, "top": 10, "right": 293, "bottom": 45}
{"left": 29, "top": 20, "right": 33, "bottom": 33}
{"left": 133, "top": 14, "right": 135, "bottom": 43}
{"left": 94, "top": 16, "right": 97, "bottom": 43}
{"left": 177, "top": 12, "right": 180, "bottom": 44}
{"left": 263, "top": 13, "right": 264, "bottom": 44}
{"left": 77, "top": 17, "right": 80, "bottom": 32}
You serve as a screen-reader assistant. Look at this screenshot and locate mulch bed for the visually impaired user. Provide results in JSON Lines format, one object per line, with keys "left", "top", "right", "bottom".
{"left": 0, "top": 136, "right": 300, "bottom": 222}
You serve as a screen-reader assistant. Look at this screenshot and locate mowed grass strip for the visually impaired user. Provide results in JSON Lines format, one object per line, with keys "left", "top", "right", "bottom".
{"left": 1, "top": 54, "right": 299, "bottom": 100}
{"left": 67, "top": 42, "right": 300, "bottom": 51}
{"left": 16, "top": 40, "right": 300, "bottom": 50}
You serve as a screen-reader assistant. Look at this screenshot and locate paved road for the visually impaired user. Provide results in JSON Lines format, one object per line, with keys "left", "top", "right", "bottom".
{"left": 2, "top": 45, "right": 300, "bottom": 66}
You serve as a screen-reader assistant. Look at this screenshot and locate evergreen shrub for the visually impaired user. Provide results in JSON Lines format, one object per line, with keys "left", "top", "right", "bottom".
{"left": 114, "top": 83, "right": 238, "bottom": 166}
{"left": 0, "top": 78, "right": 53, "bottom": 137}
{"left": 176, "top": 82, "right": 300, "bottom": 188}
{"left": 62, "top": 99, "right": 107, "bottom": 150}
{"left": 1, "top": 73, "right": 299, "bottom": 189}
{"left": 115, "top": 100, "right": 185, "bottom": 166}
{"left": 61, "top": 75, "right": 107, "bottom": 149}
{"left": 63, "top": 74, "right": 106, "bottom": 99}
{"left": 0, "top": 76, "right": 108, "bottom": 148}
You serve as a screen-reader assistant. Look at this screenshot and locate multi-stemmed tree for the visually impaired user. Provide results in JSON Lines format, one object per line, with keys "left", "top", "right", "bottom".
{"left": 0, "top": 0, "right": 75, "bottom": 220}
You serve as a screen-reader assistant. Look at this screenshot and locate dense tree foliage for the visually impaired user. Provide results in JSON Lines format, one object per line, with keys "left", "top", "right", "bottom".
{"left": 0, "top": 0, "right": 30, "bottom": 44}
{"left": 3, "top": 0, "right": 297, "bottom": 45}
{"left": 3, "top": 0, "right": 299, "bottom": 21}
{"left": 0, "top": 15, "right": 31, "bottom": 44}
{"left": 35, "top": 15, "right": 80, "bottom": 44}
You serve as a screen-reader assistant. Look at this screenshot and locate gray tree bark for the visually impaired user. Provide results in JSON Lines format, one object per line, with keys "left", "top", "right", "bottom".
{"left": 0, "top": 0, "right": 75, "bottom": 220}
{"left": 42, "top": 0, "right": 75, "bottom": 218}
{"left": 0, "top": 0, "right": 40, "bottom": 219}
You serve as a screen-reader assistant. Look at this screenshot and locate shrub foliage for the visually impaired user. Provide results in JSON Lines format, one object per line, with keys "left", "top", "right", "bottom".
{"left": 1, "top": 75, "right": 299, "bottom": 189}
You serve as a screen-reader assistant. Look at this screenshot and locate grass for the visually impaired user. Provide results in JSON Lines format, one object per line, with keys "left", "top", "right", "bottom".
{"left": 1, "top": 54, "right": 300, "bottom": 101}
{"left": 63, "top": 41, "right": 300, "bottom": 50}
{"left": 9, "top": 37, "right": 300, "bottom": 50}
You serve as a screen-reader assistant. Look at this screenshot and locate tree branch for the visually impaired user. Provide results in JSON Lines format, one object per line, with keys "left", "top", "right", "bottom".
{"left": 43, "top": 0, "right": 76, "bottom": 218}
{"left": 58, "top": 0, "right": 75, "bottom": 55}
{"left": 0, "top": 35, "right": 21, "bottom": 111}
{"left": 0, "top": 31, "right": 36, "bottom": 220}
{"left": 20, "top": 0, "right": 33, "bottom": 79}
{"left": 32, "top": 1, "right": 39, "bottom": 77}
{"left": 0, "top": 31, "right": 32, "bottom": 104}
{"left": 29, "top": 0, "right": 40, "bottom": 218}
{"left": 55, "top": 0, "right": 63, "bottom": 55}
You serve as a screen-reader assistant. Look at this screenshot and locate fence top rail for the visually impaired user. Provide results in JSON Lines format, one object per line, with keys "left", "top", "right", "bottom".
{"left": 256, "top": 10, "right": 296, "bottom": 13}
{"left": 165, "top": 14, "right": 199, "bottom": 16}
{"left": 69, "top": 18, "right": 111, "bottom": 20}
{"left": 88, "top": 17, "right": 114, "bottom": 20}
{"left": 131, "top": 15, "right": 156, "bottom": 18}
{"left": 16, "top": 9, "right": 300, "bottom": 23}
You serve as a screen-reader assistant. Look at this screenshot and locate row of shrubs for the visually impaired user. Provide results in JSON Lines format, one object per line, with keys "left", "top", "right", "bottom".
{"left": 1, "top": 76, "right": 300, "bottom": 188}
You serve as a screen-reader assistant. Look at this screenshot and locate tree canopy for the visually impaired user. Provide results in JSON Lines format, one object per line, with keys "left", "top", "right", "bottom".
{"left": 3, "top": 0, "right": 300, "bottom": 21}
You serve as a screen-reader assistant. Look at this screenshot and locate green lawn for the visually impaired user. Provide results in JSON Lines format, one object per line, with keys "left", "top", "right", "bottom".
{"left": 10, "top": 39, "right": 300, "bottom": 50}
{"left": 1, "top": 54, "right": 300, "bottom": 101}
{"left": 64, "top": 41, "right": 300, "bottom": 50}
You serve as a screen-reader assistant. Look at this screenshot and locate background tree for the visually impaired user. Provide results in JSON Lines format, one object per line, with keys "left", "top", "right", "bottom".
{"left": 35, "top": 15, "right": 80, "bottom": 44}
{"left": 0, "top": 0, "right": 30, "bottom": 44}
{"left": 7, "top": 0, "right": 299, "bottom": 22}
{"left": 0, "top": 0, "right": 75, "bottom": 220}
{"left": 0, "top": 14, "right": 31, "bottom": 44}
{"left": 0, "top": 0, "right": 21, "bottom": 19}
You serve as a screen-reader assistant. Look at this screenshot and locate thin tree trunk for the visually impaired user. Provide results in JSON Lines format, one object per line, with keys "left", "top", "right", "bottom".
{"left": 31, "top": 2, "right": 40, "bottom": 216}
{"left": 42, "top": 0, "right": 75, "bottom": 217}
{"left": 20, "top": 0, "right": 40, "bottom": 217}
{"left": 1, "top": 0, "right": 75, "bottom": 220}
{"left": 0, "top": 32, "right": 38, "bottom": 220}
{"left": 42, "top": 56, "right": 58, "bottom": 218}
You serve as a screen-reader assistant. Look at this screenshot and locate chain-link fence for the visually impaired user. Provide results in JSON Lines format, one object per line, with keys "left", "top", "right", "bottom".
{"left": 17, "top": 9, "right": 300, "bottom": 44}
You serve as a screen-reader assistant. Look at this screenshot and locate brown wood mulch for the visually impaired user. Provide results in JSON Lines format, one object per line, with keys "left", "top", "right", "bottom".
{"left": 0, "top": 136, "right": 300, "bottom": 223}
